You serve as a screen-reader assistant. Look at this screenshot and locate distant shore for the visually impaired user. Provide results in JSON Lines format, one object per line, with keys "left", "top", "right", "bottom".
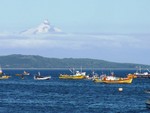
{"left": 2, "top": 68, "right": 139, "bottom": 70}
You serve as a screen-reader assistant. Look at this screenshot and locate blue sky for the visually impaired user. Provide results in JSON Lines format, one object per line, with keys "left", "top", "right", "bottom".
{"left": 0, "top": 0, "right": 150, "bottom": 33}
{"left": 0, "top": 0, "right": 150, "bottom": 65}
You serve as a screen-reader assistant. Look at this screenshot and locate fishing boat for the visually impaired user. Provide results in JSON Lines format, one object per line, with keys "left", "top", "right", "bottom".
{"left": 23, "top": 71, "right": 30, "bottom": 76}
{"left": 34, "top": 72, "right": 51, "bottom": 80}
{"left": 0, "top": 75, "right": 11, "bottom": 79}
{"left": 146, "top": 99, "right": 150, "bottom": 109}
{"left": 133, "top": 67, "right": 150, "bottom": 78}
{"left": 16, "top": 71, "right": 30, "bottom": 76}
{"left": 0, "top": 67, "right": 10, "bottom": 80}
{"left": 34, "top": 76, "right": 51, "bottom": 80}
{"left": 93, "top": 74, "right": 133, "bottom": 84}
{"left": 59, "top": 68, "right": 86, "bottom": 80}
{"left": 145, "top": 90, "right": 150, "bottom": 94}
{"left": 59, "top": 74, "right": 85, "bottom": 79}
{"left": 84, "top": 71, "right": 100, "bottom": 80}
{"left": 127, "top": 73, "right": 137, "bottom": 78}
{"left": 15, "top": 71, "right": 30, "bottom": 79}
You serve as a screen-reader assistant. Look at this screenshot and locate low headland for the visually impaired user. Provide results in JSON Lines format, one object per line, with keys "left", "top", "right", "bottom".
{"left": 0, "top": 54, "right": 149, "bottom": 70}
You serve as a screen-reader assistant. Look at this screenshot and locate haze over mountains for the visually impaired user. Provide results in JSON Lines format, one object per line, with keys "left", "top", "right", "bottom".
{"left": 0, "top": 54, "right": 149, "bottom": 69}
{"left": 21, "top": 20, "right": 62, "bottom": 35}
{"left": 0, "top": 20, "right": 150, "bottom": 65}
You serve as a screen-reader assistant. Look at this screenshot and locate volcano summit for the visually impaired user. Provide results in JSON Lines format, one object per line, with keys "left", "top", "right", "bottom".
{"left": 21, "top": 20, "right": 62, "bottom": 35}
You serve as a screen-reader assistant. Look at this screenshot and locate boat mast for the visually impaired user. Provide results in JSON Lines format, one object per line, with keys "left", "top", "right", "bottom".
{"left": 0, "top": 66, "right": 2, "bottom": 74}
{"left": 73, "top": 68, "right": 75, "bottom": 75}
{"left": 139, "top": 66, "right": 142, "bottom": 73}
{"left": 147, "top": 69, "right": 150, "bottom": 73}
{"left": 80, "top": 66, "right": 82, "bottom": 73}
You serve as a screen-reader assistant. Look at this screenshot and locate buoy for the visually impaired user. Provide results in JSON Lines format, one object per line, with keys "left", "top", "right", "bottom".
{"left": 118, "top": 88, "right": 123, "bottom": 92}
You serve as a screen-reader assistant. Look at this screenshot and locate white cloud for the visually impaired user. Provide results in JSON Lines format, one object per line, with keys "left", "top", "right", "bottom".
{"left": 1, "top": 33, "right": 150, "bottom": 64}
{"left": 0, "top": 33, "right": 150, "bottom": 50}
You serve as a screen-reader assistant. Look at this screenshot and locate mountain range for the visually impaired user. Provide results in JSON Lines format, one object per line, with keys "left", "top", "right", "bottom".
{"left": 21, "top": 20, "right": 62, "bottom": 35}
{"left": 0, "top": 54, "right": 149, "bottom": 69}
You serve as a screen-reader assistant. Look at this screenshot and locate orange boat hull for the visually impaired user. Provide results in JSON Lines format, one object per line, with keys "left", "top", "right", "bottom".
{"left": 102, "top": 78, "right": 133, "bottom": 84}
{"left": 94, "top": 77, "right": 133, "bottom": 84}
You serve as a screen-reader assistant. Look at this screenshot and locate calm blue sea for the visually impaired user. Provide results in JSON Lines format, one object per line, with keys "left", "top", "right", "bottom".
{"left": 0, "top": 69, "right": 150, "bottom": 113}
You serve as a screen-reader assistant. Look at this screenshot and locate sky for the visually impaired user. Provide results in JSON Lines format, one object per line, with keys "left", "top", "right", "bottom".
{"left": 0, "top": 0, "right": 150, "bottom": 65}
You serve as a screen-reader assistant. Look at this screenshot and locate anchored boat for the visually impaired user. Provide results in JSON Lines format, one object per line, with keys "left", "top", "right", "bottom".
{"left": 23, "top": 71, "right": 30, "bottom": 76}
{"left": 94, "top": 74, "right": 133, "bottom": 84}
{"left": 34, "top": 76, "right": 51, "bottom": 80}
{"left": 146, "top": 99, "right": 150, "bottom": 109}
{"left": 59, "top": 68, "right": 86, "bottom": 80}
{"left": 0, "top": 75, "right": 11, "bottom": 80}
{"left": 0, "top": 67, "right": 10, "bottom": 80}
{"left": 59, "top": 74, "right": 85, "bottom": 79}
{"left": 34, "top": 72, "right": 51, "bottom": 80}
{"left": 133, "top": 67, "right": 150, "bottom": 78}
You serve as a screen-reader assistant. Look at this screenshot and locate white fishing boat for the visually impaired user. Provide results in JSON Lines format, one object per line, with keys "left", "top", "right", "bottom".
{"left": 23, "top": 71, "right": 30, "bottom": 76}
{"left": 134, "top": 67, "right": 150, "bottom": 78}
{"left": 85, "top": 71, "right": 100, "bottom": 80}
{"left": 146, "top": 99, "right": 150, "bottom": 109}
{"left": 145, "top": 90, "right": 150, "bottom": 94}
{"left": 34, "top": 72, "right": 51, "bottom": 80}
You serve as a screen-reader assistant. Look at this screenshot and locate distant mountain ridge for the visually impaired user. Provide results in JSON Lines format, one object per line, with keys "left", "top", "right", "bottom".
{"left": 0, "top": 54, "right": 149, "bottom": 69}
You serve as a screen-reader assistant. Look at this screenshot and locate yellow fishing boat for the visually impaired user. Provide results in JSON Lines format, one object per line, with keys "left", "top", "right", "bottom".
{"left": 0, "top": 67, "right": 11, "bottom": 80}
{"left": 59, "top": 74, "right": 85, "bottom": 79}
{"left": 94, "top": 75, "right": 133, "bottom": 84}
{"left": 0, "top": 75, "right": 11, "bottom": 79}
{"left": 59, "top": 69, "right": 86, "bottom": 80}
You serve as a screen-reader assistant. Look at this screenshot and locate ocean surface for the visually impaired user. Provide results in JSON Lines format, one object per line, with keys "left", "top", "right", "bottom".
{"left": 0, "top": 69, "right": 150, "bottom": 113}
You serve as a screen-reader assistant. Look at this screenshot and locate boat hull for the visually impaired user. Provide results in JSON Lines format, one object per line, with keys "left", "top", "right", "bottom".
{"left": 135, "top": 74, "right": 150, "bottom": 78}
{"left": 93, "top": 79, "right": 103, "bottom": 83}
{"left": 102, "top": 78, "right": 133, "bottom": 84}
{"left": 94, "top": 78, "right": 133, "bottom": 84}
{"left": 34, "top": 76, "right": 51, "bottom": 80}
{"left": 59, "top": 74, "right": 85, "bottom": 79}
{"left": 0, "top": 75, "right": 11, "bottom": 80}
{"left": 146, "top": 100, "right": 150, "bottom": 109}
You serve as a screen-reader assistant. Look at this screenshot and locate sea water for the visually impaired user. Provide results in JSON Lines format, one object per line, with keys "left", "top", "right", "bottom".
{"left": 0, "top": 69, "right": 150, "bottom": 113}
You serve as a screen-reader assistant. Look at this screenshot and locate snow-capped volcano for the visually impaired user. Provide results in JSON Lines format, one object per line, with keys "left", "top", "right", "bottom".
{"left": 21, "top": 20, "right": 62, "bottom": 35}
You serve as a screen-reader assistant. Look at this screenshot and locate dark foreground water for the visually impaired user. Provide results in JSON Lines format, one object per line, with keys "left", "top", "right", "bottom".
{"left": 0, "top": 69, "right": 150, "bottom": 113}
